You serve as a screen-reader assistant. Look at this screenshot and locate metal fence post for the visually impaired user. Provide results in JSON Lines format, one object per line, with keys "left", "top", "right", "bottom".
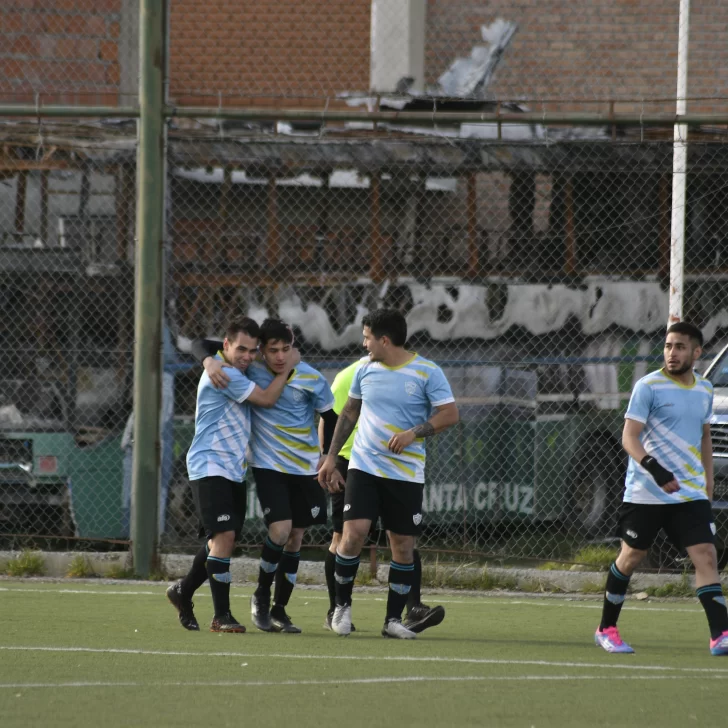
{"left": 131, "top": 0, "right": 166, "bottom": 576}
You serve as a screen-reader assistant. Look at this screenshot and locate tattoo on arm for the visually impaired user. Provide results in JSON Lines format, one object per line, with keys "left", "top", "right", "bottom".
{"left": 412, "top": 422, "right": 436, "bottom": 438}
{"left": 328, "top": 398, "right": 361, "bottom": 456}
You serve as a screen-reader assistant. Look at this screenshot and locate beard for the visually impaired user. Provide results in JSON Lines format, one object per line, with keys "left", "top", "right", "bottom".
{"left": 666, "top": 361, "right": 693, "bottom": 376}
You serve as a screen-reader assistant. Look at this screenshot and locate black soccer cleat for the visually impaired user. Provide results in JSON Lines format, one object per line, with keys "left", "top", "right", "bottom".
{"left": 324, "top": 609, "right": 356, "bottom": 632}
{"left": 270, "top": 605, "right": 302, "bottom": 633}
{"left": 210, "top": 612, "right": 246, "bottom": 633}
{"left": 251, "top": 594, "right": 275, "bottom": 632}
{"left": 166, "top": 581, "right": 200, "bottom": 631}
{"left": 402, "top": 603, "right": 446, "bottom": 634}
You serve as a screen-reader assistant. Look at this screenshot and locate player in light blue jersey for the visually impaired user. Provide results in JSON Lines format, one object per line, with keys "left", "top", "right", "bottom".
{"left": 318, "top": 309, "right": 459, "bottom": 639}
{"left": 197, "top": 318, "right": 338, "bottom": 634}
{"left": 595, "top": 322, "right": 728, "bottom": 656}
{"left": 167, "top": 316, "right": 295, "bottom": 634}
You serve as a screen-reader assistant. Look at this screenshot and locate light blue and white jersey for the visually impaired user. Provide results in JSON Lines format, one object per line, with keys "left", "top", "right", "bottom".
{"left": 247, "top": 361, "right": 335, "bottom": 475}
{"left": 348, "top": 354, "right": 455, "bottom": 483}
{"left": 623, "top": 368, "right": 713, "bottom": 504}
{"left": 186, "top": 354, "right": 256, "bottom": 483}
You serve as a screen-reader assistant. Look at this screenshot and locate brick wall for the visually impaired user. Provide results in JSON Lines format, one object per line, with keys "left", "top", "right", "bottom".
{"left": 168, "top": 0, "right": 371, "bottom": 105}
{"left": 425, "top": 0, "right": 728, "bottom": 113}
{"left": 0, "top": 1, "right": 123, "bottom": 105}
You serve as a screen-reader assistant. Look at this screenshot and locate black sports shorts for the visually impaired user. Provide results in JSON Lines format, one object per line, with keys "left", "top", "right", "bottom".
{"left": 330, "top": 456, "right": 350, "bottom": 534}
{"left": 189, "top": 475, "right": 246, "bottom": 539}
{"left": 252, "top": 468, "right": 328, "bottom": 528}
{"left": 344, "top": 468, "right": 424, "bottom": 536}
{"left": 617, "top": 499, "right": 716, "bottom": 551}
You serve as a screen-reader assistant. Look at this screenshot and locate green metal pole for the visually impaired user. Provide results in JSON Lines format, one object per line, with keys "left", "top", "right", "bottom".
{"left": 131, "top": 0, "right": 165, "bottom": 577}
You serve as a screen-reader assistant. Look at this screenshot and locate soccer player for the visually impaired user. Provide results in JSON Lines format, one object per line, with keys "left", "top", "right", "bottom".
{"left": 595, "top": 322, "right": 728, "bottom": 656}
{"left": 196, "top": 319, "right": 338, "bottom": 634}
{"left": 318, "top": 308, "right": 459, "bottom": 638}
{"left": 167, "top": 316, "right": 295, "bottom": 633}
{"left": 318, "top": 359, "right": 446, "bottom": 634}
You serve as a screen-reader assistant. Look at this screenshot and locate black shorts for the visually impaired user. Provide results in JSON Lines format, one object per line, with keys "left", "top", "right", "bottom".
{"left": 252, "top": 468, "right": 328, "bottom": 529}
{"left": 331, "top": 456, "right": 350, "bottom": 534}
{"left": 618, "top": 499, "right": 716, "bottom": 551}
{"left": 190, "top": 476, "right": 246, "bottom": 539}
{"left": 344, "top": 468, "right": 424, "bottom": 536}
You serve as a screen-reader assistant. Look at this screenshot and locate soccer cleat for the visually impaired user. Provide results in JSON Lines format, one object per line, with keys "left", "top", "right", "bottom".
{"left": 403, "top": 603, "right": 445, "bottom": 634}
{"left": 250, "top": 594, "right": 274, "bottom": 632}
{"left": 270, "top": 605, "right": 302, "bottom": 634}
{"left": 382, "top": 618, "right": 417, "bottom": 640}
{"left": 210, "top": 612, "right": 246, "bottom": 633}
{"left": 166, "top": 581, "right": 200, "bottom": 631}
{"left": 331, "top": 604, "right": 352, "bottom": 636}
{"left": 595, "top": 626, "right": 634, "bottom": 653}
{"left": 710, "top": 630, "right": 728, "bottom": 656}
{"left": 324, "top": 609, "right": 356, "bottom": 632}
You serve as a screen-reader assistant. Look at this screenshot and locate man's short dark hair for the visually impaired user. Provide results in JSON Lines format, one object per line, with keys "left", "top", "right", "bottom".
{"left": 259, "top": 318, "right": 294, "bottom": 346}
{"left": 226, "top": 315, "right": 260, "bottom": 341}
{"left": 362, "top": 309, "right": 407, "bottom": 347}
{"left": 666, "top": 321, "right": 703, "bottom": 348}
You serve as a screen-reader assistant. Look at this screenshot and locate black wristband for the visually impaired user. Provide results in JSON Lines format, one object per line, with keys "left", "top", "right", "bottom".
{"left": 640, "top": 455, "right": 675, "bottom": 487}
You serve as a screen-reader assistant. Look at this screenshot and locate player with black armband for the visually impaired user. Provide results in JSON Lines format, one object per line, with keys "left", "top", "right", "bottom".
{"left": 595, "top": 322, "right": 728, "bottom": 656}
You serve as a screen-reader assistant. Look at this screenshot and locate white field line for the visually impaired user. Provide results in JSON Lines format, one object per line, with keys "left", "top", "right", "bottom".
{"left": 0, "top": 587, "right": 704, "bottom": 613}
{"left": 0, "top": 674, "right": 725, "bottom": 690}
{"left": 1, "top": 645, "right": 727, "bottom": 675}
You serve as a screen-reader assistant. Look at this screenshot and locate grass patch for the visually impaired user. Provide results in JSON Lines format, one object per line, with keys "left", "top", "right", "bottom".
{"left": 354, "top": 569, "right": 377, "bottom": 587}
{"left": 579, "top": 580, "right": 606, "bottom": 595}
{"left": 66, "top": 555, "right": 97, "bottom": 579}
{"left": 421, "top": 557, "right": 518, "bottom": 591}
{"left": 538, "top": 561, "right": 569, "bottom": 571}
{"left": 572, "top": 545, "right": 619, "bottom": 570}
{"left": 643, "top": 573, "right": 694, "bottom": 598}
{"left": 105, "top": 564, "right": 134, "bottom": 580}
{"left": 6, "top": 550, "right": 45, "bottom": 577}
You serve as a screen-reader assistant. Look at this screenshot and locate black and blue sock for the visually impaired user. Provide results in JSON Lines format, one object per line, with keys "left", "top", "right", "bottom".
{"left": 696, "top": 583, "right": 728, "bottom": 639}
{"left": 334, "top": 552, "right": 360, "bottom": 607}
{"left": 599, "top": 562, "right": 631, "bottom": 630}
{"left": 179, "top": 541, "right": 209, "bottom": 600}
{"left": 255, "top": 536, "right": 284, "bottom": 600}
{"left": 387, "top": 560, "right": 415, "bottom": 621}
{"left": 273, "top": 550, "right": 300, "bottom": 608}
{"left": 206, "top": 555, "right": 232, "bottom": 617}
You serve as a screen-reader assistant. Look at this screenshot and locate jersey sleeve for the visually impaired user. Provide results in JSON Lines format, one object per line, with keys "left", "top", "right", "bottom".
{"left": 425, "top": 366, "right": 455, "bottom": 407}
{"left": 349, "top": 363, "right": 364, "bottom": 400}
{"left": 704, "top": 385, "right": 714, "bottom": 426}
{"left": 625, "top": 379, "right": 653, "bottom": 424}
{"left": 221, "top": 369, "right": 256, "bottom": 404}
{"left": 331, "top": 361, "right": 361, "bottom": 414}
{"left": 313, "top": 373, "right": 335, "bottom": 413}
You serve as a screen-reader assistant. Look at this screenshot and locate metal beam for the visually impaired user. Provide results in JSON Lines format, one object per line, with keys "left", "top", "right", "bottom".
{"left": 131, "top": 0, "right": 165, "bottom": 577}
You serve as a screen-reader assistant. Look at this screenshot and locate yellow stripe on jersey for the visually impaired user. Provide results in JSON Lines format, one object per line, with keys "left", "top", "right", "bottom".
{"left": 383, "top": 456, "right": 416, "bottom": 479}
{"left": 280, "top": 450, "right": 311, "bottom": 469}
{"left": 272, "top": 433, "right": 320, "bottom": 453}
{"left": 276, "top": 424, "right": 313, "bottom": 436}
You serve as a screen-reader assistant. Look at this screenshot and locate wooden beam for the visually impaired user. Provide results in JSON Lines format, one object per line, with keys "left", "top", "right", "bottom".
{"left": 40, "top": 171, "right": 49, "bottom": 244}
{"left": 564, "top": 179, "right": 577, "bottom": 275}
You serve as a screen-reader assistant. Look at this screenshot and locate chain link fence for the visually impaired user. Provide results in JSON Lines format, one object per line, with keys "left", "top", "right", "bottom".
{"left": 1, "top": 1, "right": 728, "bottom": 566}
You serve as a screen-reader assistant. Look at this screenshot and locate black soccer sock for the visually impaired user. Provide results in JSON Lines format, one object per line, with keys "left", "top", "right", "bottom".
{"left": 206, "top": 556, "right": 232, "bottom": 617}
{"left": 387, "top": 560, "right": 416, "bottom": 621}
{"left": 255, "top": 536, "right": 284, "bottom": 600}
{"left": 334, "top": 551, "right": 360, "bottom": 607}
{"left": 406, "top": 549, "right": 422, "bottom": 611}
{"left": 179, "top": 542, "right": 209, "bottom": 600}
{"left": 599, "top": 562, "right": 631, "bottom": 630}
{"left": 325, "top": 549, "right": 337, "bottom": 612}
{"left": 696, "top": 583, "right": 728, "bottom": 639}
{"left": 273, "top": 550, "right": 300, "bottom": 608}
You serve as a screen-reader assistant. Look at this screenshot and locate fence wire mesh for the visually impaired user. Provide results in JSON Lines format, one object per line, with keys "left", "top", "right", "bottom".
{"left": 2, "top": 1, "right": 728, "bottom": 568}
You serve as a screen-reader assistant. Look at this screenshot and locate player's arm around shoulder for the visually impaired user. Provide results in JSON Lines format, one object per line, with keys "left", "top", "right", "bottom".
{"left": 246, "top": 350, "right": 301, "bottom": 408}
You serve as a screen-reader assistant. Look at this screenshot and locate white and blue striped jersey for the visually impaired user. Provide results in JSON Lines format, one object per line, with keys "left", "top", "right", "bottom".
{"left": 348, "top": 354, "right": 455, "bottom": 483}
{"left": 186, "top": 354, "right": 256, "bottom": 483}
{"left": 623, "top": 368, "right": 713, "bottom": 504}
{"left": 246, "top": 361, "right": 334, "bottom": 475}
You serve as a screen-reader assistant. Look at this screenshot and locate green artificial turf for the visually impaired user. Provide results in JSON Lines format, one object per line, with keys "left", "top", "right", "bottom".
{"left": 0, "top": 581, "right": 725, "bottom": 727}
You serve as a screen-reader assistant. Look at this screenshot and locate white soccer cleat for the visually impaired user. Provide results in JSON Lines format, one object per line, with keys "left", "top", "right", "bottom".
{"left": 595, "top": 626, "right": 634, "bottom": 654}
{"left": 382, "top": 618, "right": 417, "bottom": 640}
{"left": 332, "top": 604, "right": 352, "bottom": 636}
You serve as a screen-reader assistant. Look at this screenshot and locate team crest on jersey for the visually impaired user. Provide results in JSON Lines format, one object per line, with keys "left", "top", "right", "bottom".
{"left": 311, "top": 506, "right": 320, "bottom": 518}
{"left": 292, "top": 388, "right": 306, "bottom": 403}
{"left": 413, "top": 513, "right": 422, "bottom": 525}
{"left": 405, "top": 381, "right": 417, "bottom": 396}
